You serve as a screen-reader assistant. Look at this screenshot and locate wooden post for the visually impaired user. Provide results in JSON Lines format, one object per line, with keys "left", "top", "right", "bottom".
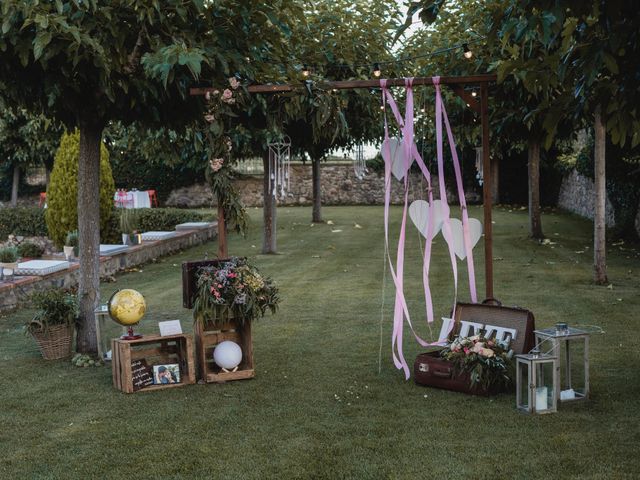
{"left": 217, "top": 203, "right": 228, "bottom": 258}
{"left": 480, "top": 83, "right": 493, "bottom": 299}
{"left": 262, "top": 153, "right": 277, "bottom": 254}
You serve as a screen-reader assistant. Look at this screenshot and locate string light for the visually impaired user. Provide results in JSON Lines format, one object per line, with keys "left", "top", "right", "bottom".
{"left": 471, "top": 90, "right": 477, "bottom": 97}
{"left": 463, "top": 43, "right": 473, "bottom": 59}
{"left": 302, "top": 64, "right": 310, "bottom": 76}
{"left": 373, "top": 63, "right": 381, "bottom": 77}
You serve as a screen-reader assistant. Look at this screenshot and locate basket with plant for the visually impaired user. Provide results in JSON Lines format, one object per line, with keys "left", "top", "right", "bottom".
{"left": 26, "top": 288, "right": 78, "bottom": 360}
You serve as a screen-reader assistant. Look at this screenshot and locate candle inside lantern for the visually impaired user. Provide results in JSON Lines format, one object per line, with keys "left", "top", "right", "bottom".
{"left": 535, "top": 386, "right": 548, "bottom": 411}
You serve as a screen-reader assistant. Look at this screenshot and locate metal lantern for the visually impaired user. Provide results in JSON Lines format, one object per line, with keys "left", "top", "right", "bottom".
{"left": 535, "top": 325, "right": 590, "bottom": 402}
{"left": 516, "top": 349, "right": 559, "bottom": 414}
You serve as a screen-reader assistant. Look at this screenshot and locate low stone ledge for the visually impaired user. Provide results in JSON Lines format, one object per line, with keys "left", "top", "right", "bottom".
{"left": 0, "top": 224, "right": 217, "bottom": 313}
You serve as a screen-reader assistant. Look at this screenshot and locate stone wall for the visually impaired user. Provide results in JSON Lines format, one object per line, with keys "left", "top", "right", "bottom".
{"left": 166, "top": 163, "right": 481, "bottom": 208}
{"left": 0, "top": 225, "right": 217, "bottom": 313}
{"left": 557, "top": 169, "right": 616, "bottom": 227}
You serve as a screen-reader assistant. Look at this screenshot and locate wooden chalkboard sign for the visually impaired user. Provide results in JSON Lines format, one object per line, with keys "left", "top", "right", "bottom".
{"left": 131, "top": 359, "right": 154, "bottom": 391}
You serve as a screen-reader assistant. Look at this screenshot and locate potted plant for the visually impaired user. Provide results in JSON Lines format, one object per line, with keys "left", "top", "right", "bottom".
{"left": 190, "top": 257, "right": 279, "bottom": 382}
{"left": 119, "top": 209, "right": 141, "bottom": 245}
{"left": 25, "top": 287, "right": 78, "bottom": 360}
{"left": 0, "top": 246, "right": 19, "bottom": 281}
{"left": 64, "top": 231, "right": 79, "bottom": 260}
{"left": 192, "top": 257, "right": 279, "bottom": 327}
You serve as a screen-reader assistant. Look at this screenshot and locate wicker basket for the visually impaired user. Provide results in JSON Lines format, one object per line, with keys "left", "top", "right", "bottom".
{"left": 31, "top": 324, "right": 74, "bottom": 360}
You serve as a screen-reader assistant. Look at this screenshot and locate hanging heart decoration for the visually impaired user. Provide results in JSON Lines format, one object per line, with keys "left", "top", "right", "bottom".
{"left": 409, "top": 200, "right": 444, "bottom": 240}
{"left": 442, "top": 218, "right": 483, "bottom": 260}
{"left": 381, "top": 137, "right": 414, "bottom": 181}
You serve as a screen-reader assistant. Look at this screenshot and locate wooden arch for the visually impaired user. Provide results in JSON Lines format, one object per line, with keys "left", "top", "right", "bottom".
{"left": 191, "top": 73, "right": 498, "bottom": 298}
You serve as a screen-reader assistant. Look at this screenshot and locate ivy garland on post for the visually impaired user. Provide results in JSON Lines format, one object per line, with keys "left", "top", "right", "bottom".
{"left": 201, "top": 77, "right": 249, "bottom": 243}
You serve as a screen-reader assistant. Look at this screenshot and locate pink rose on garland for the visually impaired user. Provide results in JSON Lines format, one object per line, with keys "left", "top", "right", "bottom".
{"left": 209, "top": 158, "right": 224, "bottom": 172}
{"left": 229, "top": 77, "right": 240, "bottom": 90}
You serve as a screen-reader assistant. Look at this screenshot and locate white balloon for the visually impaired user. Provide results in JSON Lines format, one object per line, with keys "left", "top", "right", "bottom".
{"left": 409, "top": 200, "right": 445, "bottom": 240}
{"left": 381, "top": 137, "right": 414, "bottom": 181}
{"left": 443, "top": 218, "right": 483, "bottom": 260}
{"left": 213, "top": 341, "right": 243, "bottom": 369}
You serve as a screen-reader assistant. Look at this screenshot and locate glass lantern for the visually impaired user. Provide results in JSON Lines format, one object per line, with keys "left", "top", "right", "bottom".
{"left": 535, "top": 325, "right": 590, "bottom": 402}
{"left": 516, "top": 350, "right": 558, "bottom": 414}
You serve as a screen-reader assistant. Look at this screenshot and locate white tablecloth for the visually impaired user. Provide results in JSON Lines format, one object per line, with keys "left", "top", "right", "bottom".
{"left": 114, "top": 190, "right": 151, "bottom": 208}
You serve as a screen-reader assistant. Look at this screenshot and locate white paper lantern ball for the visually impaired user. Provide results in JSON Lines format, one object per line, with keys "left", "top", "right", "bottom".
{"left": 213, "top": 341, "right": 243, "bottom": 369}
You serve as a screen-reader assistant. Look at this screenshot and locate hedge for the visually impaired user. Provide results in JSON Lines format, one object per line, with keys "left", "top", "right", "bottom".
{"left": 0, "top": 206, "right": 213, "bottom": 243}
{"left": 0, "top": 207, "right": 47, "bottom": 240}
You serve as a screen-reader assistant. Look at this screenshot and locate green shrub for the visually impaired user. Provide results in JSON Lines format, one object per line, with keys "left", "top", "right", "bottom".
{"left": 127, "top": 208, "right": 213, "bottom": 232}
{"left": 0, "top": 207, "right": 47, "bottom": 240}
{"left": 0, "top": 246, "right": 19, "bottom": 263}
{"left": 45, "top": 130, "right": 115, "bottom": 248}
{"left": 17, "top": 242, "right": 44, "bottom": 258}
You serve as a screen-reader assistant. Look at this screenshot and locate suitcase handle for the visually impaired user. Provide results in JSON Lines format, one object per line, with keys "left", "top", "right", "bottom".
{"left": 433, "top": 369, "right": 452, "bottom": 379}
{"left": 482, "top": 297, "right": 502, "bottom": 306}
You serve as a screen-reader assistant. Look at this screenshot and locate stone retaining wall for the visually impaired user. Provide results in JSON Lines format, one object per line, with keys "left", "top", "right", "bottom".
{"left": 166, "top": 163, "right": 481, "bottom": 208}
{"left": 0, "top": 225, "right": 217, "bottom": 313}
{"left": 558, "top": 169, "right": 616, "bottom": 226}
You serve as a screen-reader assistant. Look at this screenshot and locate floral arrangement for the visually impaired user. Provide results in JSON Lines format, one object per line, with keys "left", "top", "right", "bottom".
{"left": 202, "top": 76, "right": 248, "bottom": 235}
{"left": 192, "top": 257, "right": 279, "bottom": 327}
{"left": 440, "top": 335, "right": 513, "bottom": 392}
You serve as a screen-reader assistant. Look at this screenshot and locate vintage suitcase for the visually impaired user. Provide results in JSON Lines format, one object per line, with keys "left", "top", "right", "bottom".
{"left": 414, "top": 299, "right": 536, "bottom": 394}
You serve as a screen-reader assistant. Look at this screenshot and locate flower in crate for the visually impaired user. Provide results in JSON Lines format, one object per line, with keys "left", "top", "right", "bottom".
{"left": 440, "top": 335, "right": 513, "bottom": 392}
{"left": 193, "top": 257, "right": 279, "bottom": 326}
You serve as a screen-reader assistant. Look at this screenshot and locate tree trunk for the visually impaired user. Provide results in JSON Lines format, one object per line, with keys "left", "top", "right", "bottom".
{"left": 312, "top": 156, "right": 323, "bottom": 223}
{"left": 262, "top": 153, "right": 277, "bottom": 254}
{"left": 76, "top": 118, "right": 104, "bottom": 355}
{"left": 527, "top": 138, "right": 544, "bottom": 239}
{"left": 10, "top": 165, "right": 20, "bottom": 207}
{"left": 490, "top": 155, "right": 499, "bottom": 204}
{"left": 45, "top": 168, "right": 51, "bottom": 188}
{"left": 594, "top": 104, "right": 608, "bottom": 285}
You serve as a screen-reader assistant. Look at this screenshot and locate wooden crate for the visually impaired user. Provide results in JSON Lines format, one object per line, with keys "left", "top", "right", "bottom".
{"left": 194, "top": 320, "right": 255, "bottom": 383}
{"left": 112, "top": 333, "right": 196, "bottom": 393}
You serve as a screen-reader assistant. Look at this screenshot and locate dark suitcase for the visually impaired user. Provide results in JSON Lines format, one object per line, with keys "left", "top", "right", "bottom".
{"left": 414, "top": 351, "right": 497, "bottom": 396}
{"left": 414, "top": 299, "right": 536, "bottom": 394}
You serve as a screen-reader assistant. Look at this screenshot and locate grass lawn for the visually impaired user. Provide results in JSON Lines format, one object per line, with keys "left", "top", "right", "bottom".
{"left": 1, "top": 205, "right": 639, "bottom": 479}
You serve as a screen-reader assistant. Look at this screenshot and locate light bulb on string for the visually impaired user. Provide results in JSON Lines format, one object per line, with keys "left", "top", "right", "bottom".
{"left": 462, "top": 43, "right": 473, "bottom": 59}
{"left": 302, "top": 64, "right": 310, "bottom": 77}
{"left": 373, "top": 63, "right": 381, "bottom": 77}
{"left": 471, "top": 90, "right": 477, "bottom": 97}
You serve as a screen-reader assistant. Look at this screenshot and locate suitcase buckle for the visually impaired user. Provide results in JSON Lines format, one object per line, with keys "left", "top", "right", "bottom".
{"left": 418, "top": 363, "right": 429, "bottom": 373}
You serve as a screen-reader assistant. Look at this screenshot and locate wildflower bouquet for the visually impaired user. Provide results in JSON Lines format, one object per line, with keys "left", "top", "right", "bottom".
{"left": 440, "top": 335, "right": 513, "bottom": 392}
{"left": 192, "top": 257, "right": 279, "bottom": 327}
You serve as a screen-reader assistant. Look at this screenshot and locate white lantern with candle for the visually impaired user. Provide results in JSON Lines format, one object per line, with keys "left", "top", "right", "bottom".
{"left": 516, "top": 348, "right": 558, "bottom": 414}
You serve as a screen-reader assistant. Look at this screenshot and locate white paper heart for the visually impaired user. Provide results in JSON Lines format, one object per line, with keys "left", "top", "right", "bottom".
{"left": 409, "top": 200, "right": 444, "bottom": 240}
{"left": 381, "top": 137, "right": 414, "bottom": 181}
{"left": 442, "top": 218, "right": 483, "bottom": 260}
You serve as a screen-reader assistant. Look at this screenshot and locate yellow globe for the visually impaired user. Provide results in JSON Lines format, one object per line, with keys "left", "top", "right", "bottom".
{"left": 108, "top": 289, "right": 146, "bottom": 326}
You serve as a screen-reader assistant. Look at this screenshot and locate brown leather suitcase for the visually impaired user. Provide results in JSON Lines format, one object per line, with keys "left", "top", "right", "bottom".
{"left": 414, "top": 299, "right": 536, "bottom": 394}
{"left": 414, "top": 351, "right": 497, "bottom": 396}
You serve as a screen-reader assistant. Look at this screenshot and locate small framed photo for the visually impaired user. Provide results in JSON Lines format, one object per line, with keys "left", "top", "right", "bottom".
{"left": 153, "top": 364, "right": 181, "bottom": 385}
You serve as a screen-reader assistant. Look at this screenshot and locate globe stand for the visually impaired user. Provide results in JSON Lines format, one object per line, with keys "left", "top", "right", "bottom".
{"left": 121, "top": 325, "right": 142, "bottom": 340}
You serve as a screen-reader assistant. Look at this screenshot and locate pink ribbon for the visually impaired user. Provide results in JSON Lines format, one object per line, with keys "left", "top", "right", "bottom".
{"left": 380, "top": 77, "right": 478, "bottom": 379}
{"left": 433, "top": 77, "right": 478, "bottom": 303}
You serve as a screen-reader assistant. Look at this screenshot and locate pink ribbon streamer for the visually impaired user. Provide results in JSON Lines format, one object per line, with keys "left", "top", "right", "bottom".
{"left": 433, "top": 77, "right": 478, "bottom": 303}
{"left": 380, "top": 77, "right": 477, "bottom": 379}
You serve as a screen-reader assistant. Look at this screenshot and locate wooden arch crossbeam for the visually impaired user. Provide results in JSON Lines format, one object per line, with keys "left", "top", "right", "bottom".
{"left": 190, "top": 73, "right": 497, "bottom": 298}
